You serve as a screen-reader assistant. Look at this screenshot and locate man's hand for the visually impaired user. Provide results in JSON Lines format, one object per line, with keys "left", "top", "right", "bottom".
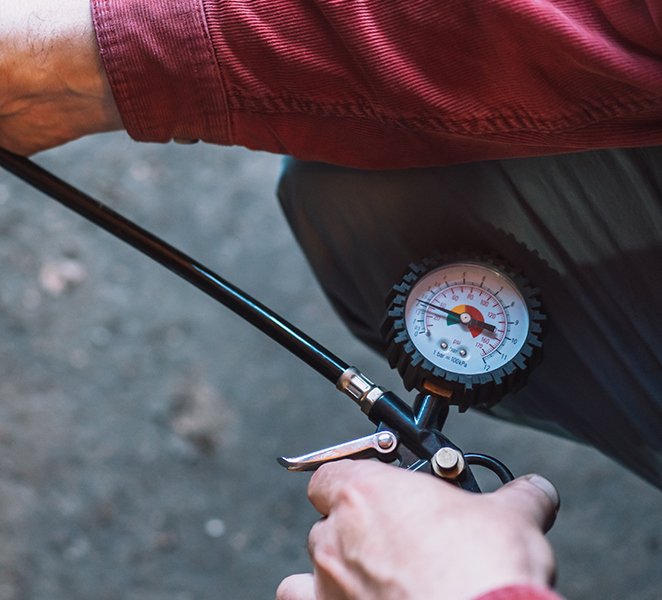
{"left": 0, "top": 0, "right": 123, "bottom": 155}
{"left": 277, "top": 460, "right": 559, "bottom": 600}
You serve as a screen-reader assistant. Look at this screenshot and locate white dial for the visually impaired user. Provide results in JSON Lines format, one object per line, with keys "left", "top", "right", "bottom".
{"left": 404, "top": 262, "right": 530, "bottom": 375}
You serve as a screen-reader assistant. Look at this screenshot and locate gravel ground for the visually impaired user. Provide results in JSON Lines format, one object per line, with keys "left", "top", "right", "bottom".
{"left": 0, "top": 134, "right": 658, "bottom": 600}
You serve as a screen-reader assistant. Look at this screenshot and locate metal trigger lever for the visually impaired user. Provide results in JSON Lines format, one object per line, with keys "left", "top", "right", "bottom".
{"left": 277, "top": 431, "right": 399, "bottom": 471}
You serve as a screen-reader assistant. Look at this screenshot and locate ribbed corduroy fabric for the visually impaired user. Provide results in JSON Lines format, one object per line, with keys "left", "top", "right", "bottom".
{"left": 92, "top": 0, "right": 662, "bottom": 167}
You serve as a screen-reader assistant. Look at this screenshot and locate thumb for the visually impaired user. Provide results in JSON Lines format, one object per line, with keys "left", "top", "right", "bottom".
{"left": 493, "top": 474, "right": 560, "bottom": 533}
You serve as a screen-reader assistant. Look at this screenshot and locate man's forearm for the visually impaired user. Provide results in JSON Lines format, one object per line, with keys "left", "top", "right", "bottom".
{"left": 0, "top": 0, "right": 122, "bottom": 155}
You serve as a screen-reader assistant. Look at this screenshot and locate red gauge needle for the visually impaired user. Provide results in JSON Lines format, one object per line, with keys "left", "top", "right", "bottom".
{"left": 416, "top": 300, "right": 496, "bottom": 333}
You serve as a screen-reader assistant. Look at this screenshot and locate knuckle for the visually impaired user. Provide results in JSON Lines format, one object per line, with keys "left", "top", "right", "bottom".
{"left": 307, "top": 518, "right": 326, "bottom": 555}
{"left": 308, "top": 534, "right": 341, "bottom": 578}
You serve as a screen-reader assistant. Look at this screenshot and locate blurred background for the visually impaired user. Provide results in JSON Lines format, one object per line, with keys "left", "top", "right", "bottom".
{"left": 0, "top": 134, "right": 658, "bottom": 600}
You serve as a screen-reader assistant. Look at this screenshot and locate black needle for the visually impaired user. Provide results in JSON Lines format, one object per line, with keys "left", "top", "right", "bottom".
{"left": 416, "top": 300, "right": 496, "bottom": 333}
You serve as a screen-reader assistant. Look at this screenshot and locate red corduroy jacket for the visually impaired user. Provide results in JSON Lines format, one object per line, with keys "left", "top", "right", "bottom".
{"left": 92, "top": 0, "right": 662, "bottom": 168}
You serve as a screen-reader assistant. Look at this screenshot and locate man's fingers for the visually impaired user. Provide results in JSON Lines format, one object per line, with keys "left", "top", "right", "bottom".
{"left": 307, "top": 459, "right": 383, "bottom": 515}
{"left": 310, "top": 461, "right": 560, "bottom": 536}
{"left": 494, "top": 474, "right": 560, "bottom": 533}
{"left": 276, "top": 574, "right": 315, "bottom": 600}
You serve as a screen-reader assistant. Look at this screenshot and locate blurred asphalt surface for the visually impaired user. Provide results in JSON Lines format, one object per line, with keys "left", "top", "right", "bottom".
{"left": 0, "top": 134, "right": 658, "bottom": 599}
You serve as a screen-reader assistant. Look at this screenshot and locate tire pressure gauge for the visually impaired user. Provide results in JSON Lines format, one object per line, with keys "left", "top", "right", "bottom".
{"left": 1, "top": 151, "right": 523, "bottom": 490}
{"left": 382, "top": 252, "right": 545, "bottom": 411}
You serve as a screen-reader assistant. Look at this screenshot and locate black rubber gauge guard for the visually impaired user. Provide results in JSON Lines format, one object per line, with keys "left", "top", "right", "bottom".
{"left": 380, "top": 251, "right": 546, "bottom": 411}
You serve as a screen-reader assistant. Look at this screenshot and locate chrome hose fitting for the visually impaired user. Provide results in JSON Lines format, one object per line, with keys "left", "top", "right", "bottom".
{"left": 336, "top": 367, "right": 386, "bottom": 415}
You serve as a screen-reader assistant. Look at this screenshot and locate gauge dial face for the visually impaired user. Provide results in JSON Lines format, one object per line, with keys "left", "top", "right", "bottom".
{"left": 404, "top": 262, "right": 530, "bottom": 375}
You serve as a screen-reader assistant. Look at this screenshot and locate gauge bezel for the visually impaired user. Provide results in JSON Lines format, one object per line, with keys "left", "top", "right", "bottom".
{"left": 381, "top": 252, "right": 545, "bottom": 411}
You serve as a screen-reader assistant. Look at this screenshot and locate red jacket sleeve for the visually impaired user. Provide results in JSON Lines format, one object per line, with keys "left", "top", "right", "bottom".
{"left": 476, "top": 585, "right": 566, "bottom": 600}
{"left": 91, "top": 0, "right": 662, "bottom": 168}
